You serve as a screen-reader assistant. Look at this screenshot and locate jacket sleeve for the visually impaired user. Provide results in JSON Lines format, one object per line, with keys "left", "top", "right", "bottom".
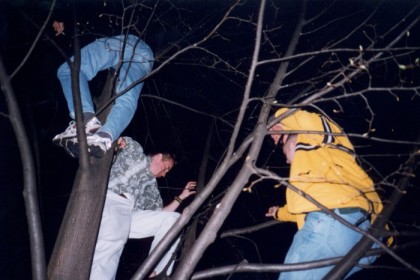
{"left": 276, "top": 205, "right": 307, "bottom": 229}
{"left": 275, "top": 204, "right": 297, "bottom": 222}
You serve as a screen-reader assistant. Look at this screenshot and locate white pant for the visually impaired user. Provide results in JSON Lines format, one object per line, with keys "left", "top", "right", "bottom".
{"left": 90, "top": 191, "right": 181, "bottom": 280}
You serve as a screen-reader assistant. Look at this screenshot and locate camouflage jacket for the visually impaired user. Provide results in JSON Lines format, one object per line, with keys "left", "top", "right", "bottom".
{"left": 107, "top": 137, "right": 163, "bottom": 211}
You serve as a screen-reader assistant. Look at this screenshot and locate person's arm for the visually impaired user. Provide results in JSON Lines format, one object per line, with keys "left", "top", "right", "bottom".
{"left": 163, "top": 181, "right": 197, "bottom": 212}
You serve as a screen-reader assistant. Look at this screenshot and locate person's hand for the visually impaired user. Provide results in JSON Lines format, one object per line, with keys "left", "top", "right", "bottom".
{"left": 117, "top": 137, "right": 127, "bottom": 149}
{"left": 52, "top": 21, "right": 65, "bottom": 36}
{"left": 265, "top": 206, "right": 279, "bottom": 218}
{"left": 178, "top": 181, "right": 197, "bottom": 200}
{"left": 113, "top": 137, "right": 127, "bottom": 153}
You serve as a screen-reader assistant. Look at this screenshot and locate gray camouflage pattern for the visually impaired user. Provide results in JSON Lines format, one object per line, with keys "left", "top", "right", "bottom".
{"left": 108, "top": 137, "right": 163, "bottom": 211}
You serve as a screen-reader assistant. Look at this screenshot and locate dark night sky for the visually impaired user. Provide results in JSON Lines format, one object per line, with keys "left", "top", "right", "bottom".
{"left": 1, "top": 0, "right": 420, "bottom": 279}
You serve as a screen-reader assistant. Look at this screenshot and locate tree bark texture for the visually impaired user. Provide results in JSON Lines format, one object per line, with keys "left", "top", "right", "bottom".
{"left": 48, "top": 72, "right": 116, "bottom": 279}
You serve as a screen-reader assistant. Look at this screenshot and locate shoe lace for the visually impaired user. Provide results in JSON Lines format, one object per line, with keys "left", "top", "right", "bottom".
{"left": 65, "top": 121, "right": 77, "bottom": 132}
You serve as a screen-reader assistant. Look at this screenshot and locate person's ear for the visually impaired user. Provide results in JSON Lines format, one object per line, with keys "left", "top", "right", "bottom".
{"left": 282, "top": 134, "right": 289, "bottom": 144}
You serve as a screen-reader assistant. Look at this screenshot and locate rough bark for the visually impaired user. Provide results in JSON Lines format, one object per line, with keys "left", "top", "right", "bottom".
{"left": 47, "top": 72, "right": 116, "bottom": 279}
{"left": 0, "top": 55, "right": 47, "bottom": 280}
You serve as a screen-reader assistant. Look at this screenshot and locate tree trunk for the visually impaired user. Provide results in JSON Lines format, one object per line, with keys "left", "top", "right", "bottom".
{"left": 47, "top": 71, "right": 115, "bottom": 279}
{"left": 0, "top": 55, "right": 47, "bottom": 280}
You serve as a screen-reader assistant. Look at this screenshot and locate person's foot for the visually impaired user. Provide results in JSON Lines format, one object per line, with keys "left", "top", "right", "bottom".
{"left": 86, "top": 133, "right": 112, "bottom": 158}
{"left": 52, "top": 117, "right": 102, "bottom": 147}
{"left": 60, "top": 132, "right": 112, "bottom": 158}
{"left": 61, "top": 138, "right": 82, "bottom": 158}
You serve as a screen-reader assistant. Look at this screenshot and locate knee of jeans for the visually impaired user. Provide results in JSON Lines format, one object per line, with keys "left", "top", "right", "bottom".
{"left": 57, "top": 62, "right": 70, "bottom": 78}
{"left": 360, "top": 254, "right": 378, "bottom": 266}
{"left": 115, "top": 91, "right": 139, "bottom": 113}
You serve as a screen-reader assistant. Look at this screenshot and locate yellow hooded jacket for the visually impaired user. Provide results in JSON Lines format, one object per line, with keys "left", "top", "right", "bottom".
{"left": 274, "top": 108, "right": 383, "bottom": 229}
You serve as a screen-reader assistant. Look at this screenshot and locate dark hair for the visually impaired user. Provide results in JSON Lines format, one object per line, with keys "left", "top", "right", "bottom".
{"left": 162, "top": 153, "right": 177, "bottom": 166}
{"left": 150, "top": 152, "right": 177, "bottom": 166}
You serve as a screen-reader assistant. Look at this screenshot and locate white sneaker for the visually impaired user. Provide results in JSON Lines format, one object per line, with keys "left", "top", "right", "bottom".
{"left": 59, "top": 133, "right": 112, "bottom": 159}
{"left": 52, "top": 117, "right": 102, "bottom": 146}
{"left": 61, "top": 138, "right": 81, "bottom": 158}
{"left": 86, "top": 133, "right": 112, "bottom": 158}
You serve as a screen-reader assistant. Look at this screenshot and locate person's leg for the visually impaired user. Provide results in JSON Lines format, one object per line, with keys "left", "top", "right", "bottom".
{"left": 278, "top": 209, "right": 377, "bottom": 280}
{"left": 84, "top": 36, "right": 153, "bottom": 158}
{"left": 129, "top": 210, "right": 181, "bottom": 276}
{"left": 55, "top": 36, "right": 150, "bottom": 156}
{"left": 57, "top": 62, "right": 95, "bottom": 119}
{"left": 54, "top": 36, "right": 124, "bottom": 147}
{"left": 98, "top": 35, "right": 154, "bottom": 141}
{"left": 90, "top": 191, "right": 132, "bottom": 280}
{"left": 342, "top": 219, "right": 378, "bottom": 278}
{"left": 55, "top": 36, "right": 153, "bottom": 157}
{"left": 57, "top": 37, "right": 123, "bottom": 119}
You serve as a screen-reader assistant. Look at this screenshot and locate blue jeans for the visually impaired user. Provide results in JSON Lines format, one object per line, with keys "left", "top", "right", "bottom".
{"left": 57, "top": 35, "right": 153, "bottom": 141}
{"left": 279, "top": 209, "right": 378, "bottom": 280}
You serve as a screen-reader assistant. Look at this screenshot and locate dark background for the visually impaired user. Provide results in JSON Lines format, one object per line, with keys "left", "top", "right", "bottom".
{"left": 1, "top": 0, "right": 419, "bottom": 279}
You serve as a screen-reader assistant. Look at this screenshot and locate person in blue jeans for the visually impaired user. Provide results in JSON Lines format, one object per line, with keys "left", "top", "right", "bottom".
{"left": 52, "top": 34, "right": 154, "bottom": 158}
{"left": 265, "top": 108, "right": 384, "bottom": 280}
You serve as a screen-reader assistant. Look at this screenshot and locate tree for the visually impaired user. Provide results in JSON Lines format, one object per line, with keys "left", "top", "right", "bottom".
{"left": 0, "top": 55, "right": 46, "bottom": 280}
{"left": 1, "top": 0, "right": 419, "bottom": 279}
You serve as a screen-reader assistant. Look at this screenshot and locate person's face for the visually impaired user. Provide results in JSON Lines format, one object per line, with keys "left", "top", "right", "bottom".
{"left": 282, "top": 136, "right": 296, "bottom": 164}
{"left": 149, "top": 154, "right": 174, "bottom": 178}
{"left": 269, "top": 123, "right": 295, "bottom": 164}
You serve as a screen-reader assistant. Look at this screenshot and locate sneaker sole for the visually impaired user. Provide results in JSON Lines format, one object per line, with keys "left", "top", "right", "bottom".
{"left": 52, "top": 135, "right": 78, "bottom": 147}
{"left": 54, "top": 136, "right": 107, "bottom": 158}
{"left": 62, "top": 139, "right": 80, "bottom": 158}
{"left": 61, "top": 140, "right": 104, "bottom": 158}
{"left": 88, "top": 143, "right": 107, "bottom": 158}
{"left": 52, "top": 127, "right": 101, "bottom": 147}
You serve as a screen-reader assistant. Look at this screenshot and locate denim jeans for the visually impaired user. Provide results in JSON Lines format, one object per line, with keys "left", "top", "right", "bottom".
{"left": 57, "top": 35, "right": 153, "bottom": 141}
{"left": 279, "top": 209, "right": 378, "bottom": 280}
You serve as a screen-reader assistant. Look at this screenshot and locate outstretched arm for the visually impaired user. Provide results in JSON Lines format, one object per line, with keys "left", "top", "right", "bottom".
{"left": 163, "top": 181, "right": 197, "bottom": 212}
